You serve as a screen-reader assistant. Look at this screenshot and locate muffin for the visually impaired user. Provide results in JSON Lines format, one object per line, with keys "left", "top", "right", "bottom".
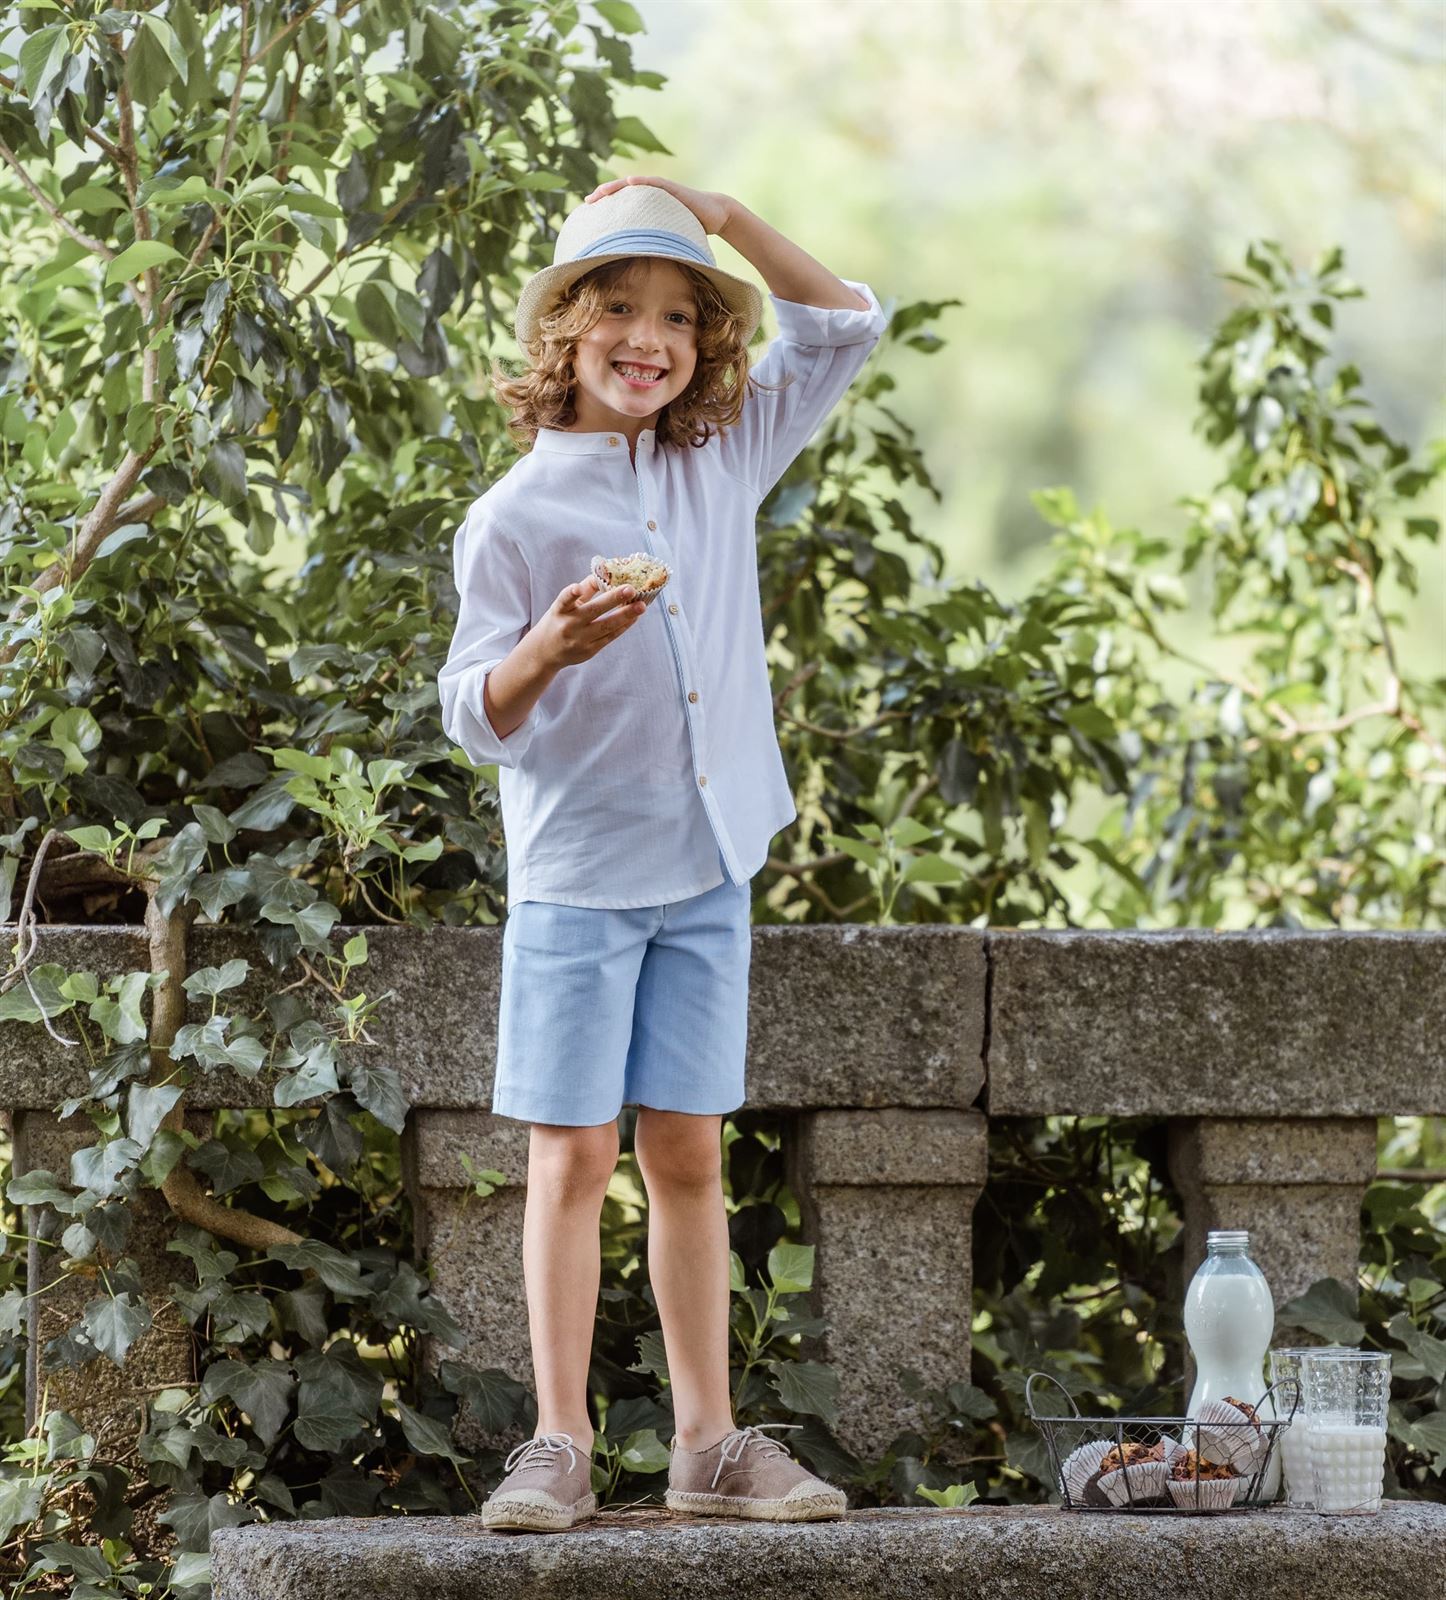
{"left": 1167, "top": 1448, "right": 1242, "bottom": 1511}
{"left": 590, "top": 552, "right": 671, "bottom": 607}
{"left": 1195, "top": 1395, "right": 1268, "bottom": 1477}
{"left": 1095, "top": 1439, "right": 1170, "bottom": 1507}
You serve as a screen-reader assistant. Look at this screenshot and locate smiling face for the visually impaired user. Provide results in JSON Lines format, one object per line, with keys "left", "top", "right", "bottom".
{"left": 566, "top": 258, "right": 700, "bottom": 436}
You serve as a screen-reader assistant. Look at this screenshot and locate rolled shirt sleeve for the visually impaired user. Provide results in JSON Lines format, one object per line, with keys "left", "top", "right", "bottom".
{"left": 718, "top": 279, "right": 889, "bottom": 501}
{"left": 437, "top": 498, "right": 539, "bottom": 770}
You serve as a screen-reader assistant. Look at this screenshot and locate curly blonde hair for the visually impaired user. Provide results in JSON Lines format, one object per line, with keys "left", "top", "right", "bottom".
{"left": 491, "top": 257, "right": 784, "bottom": 452}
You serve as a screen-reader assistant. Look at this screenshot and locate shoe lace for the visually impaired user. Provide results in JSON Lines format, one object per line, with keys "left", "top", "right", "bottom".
{"left": 710, "top": 1422, "right": 802, "bottom": 1490}
{"left": 504, "top": 1431, "right": 580, "bottom": 1475}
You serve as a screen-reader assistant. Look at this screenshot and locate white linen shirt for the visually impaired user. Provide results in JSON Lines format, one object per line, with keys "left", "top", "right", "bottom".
{"left": 437, "top": 278, "right": 888, "bottom": 909}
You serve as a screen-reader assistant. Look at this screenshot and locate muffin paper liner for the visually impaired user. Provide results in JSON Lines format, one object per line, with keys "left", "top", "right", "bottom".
{"left": 1059, "top": 1441, "right": 1113, "bottom": 1508}
{"left": 1097, "top": 1459, "right": 1168, "bottom": 1507}
{"left": 1195, "top": 1399, "right": 1268, "bottom": 1476}
{"left": 1166, "top": 1474, "right": 1241, "bottom": 1511}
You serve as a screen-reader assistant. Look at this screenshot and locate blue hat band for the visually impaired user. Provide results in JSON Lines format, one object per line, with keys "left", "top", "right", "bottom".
{"left": 569, "top": 227, "right": 715, "bottom": 269}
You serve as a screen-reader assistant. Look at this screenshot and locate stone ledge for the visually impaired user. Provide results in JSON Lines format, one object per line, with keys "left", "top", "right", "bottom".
{"left": 0, "top": 925, "right": 983, "bottom": 1113}
{"left": 987, "top": 929, "right": 1446, "bottom": 1117}
{"left": 211, "top": 1502, "right": 1446, "bottom": 1600}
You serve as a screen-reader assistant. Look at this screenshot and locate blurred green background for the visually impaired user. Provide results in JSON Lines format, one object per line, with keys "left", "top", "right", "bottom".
{"left": 604, "top": 0, "right": 1444, "bottom": 683}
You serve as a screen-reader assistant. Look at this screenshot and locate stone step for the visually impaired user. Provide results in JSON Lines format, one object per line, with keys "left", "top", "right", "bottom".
{"left": 211, "top": 1501, "right": 1446, "bottom": 1600}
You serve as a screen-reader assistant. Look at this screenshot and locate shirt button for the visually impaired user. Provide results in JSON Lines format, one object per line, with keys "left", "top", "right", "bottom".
{"left": 647, "top": 519, "right": 657, "bottom": 531}
{"left": 688, "top": 691, "right": 699, "bottom": 703}
{"left": 606, "top": 436, "right": 619, "bottom": 446}
{"left": 698, "top": 775, "right": 708, "bottom": 787}
{"left": 668, "top": 603, "right": 678, "bottom": 614}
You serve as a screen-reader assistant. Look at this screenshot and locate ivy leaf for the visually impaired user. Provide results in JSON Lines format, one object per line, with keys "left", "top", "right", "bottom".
{"left": 345, "top": 1058, "right": 409, "bottom": 1133}
{"left": 167, "top": 1229, "right": 240, "bottom": 1284}
{"left": 80, "top": 1292, "right": 152, "bottom": 1366}
{"left": 277, "top": 1282, "right": 329, "bottom": 1347}
{"left": 159, "top": 1491, "right": 256, "bottom": 1553}
{"left": 273, "top": 1041, "right": 339, "bottom": 1107}
{"left": 0, "top": 1478, "right": 45, "bottom": 1547}
{"left": 188, "top": 1139, "right": 264, "bottom": 1198}
{"left": 1388, "top": 1313, "right": 1446, "bottom": 1384}
{"left": 945, "top": 1381, "right": 998, "bottom": 1421}
{"left": 1278, "top": 1279, "right": 1366, "bottom": 1345}
{"left": 208, "top": 1288, "right": 273, "bottom": 1344}
{"left": 91, "top": 971, "right": 151, "bottom": 1043}
{"left": 767, "top": 1242, "right": 815, "bottom": 1294}
{"left": 71, "top": 1139, "right": 144, "bottom": 1199}
{"left": 767, "top": 1359, "right": 839, "bottom": 1429}
{"left": 7, "top": 1169, "right": 75, "bottom": 1209}
{"left": 628, "top": 1328, "right": 670, "bottom": 1385}
{"left": 201, "top": 1358, "right": 296, "bottom": 1446}
{"left": 292, "top": 1387, "right": 368, "bottom": 1454}
{"left": 619, "top": 1427, "right": 670, "bottom": 1474}
{"left": 294, "top": 1344, "right": 384, "bottom": 1454}
{"left": 394, "top": 1400, "right": 470, "bottom": 1465}
{"left": 440, "top": 1362, "right": 531, "bottom": 1434}
{"left": 0, "top": 962, "right": 71, "bottom": 1022}
{"left": 127, "top": 1082, "right": 182, "bottom": 1150}
{"left": 301, "top": 1095, "right": 364, "bottom": 1172}
{"left": 0, "top": 1288, "right": 25, "bottom": 1337}
{"left": 268, "top": 1240, "right": 367, "bottom": 1298}
{"left": 182, "top": 959, "right": 250, "bottom": 997}
{"left": 170, "top": 1016, "right": 267, "bottom": 1076}
{"left": 41, "top": 1540, "right": 114, "bottom": 1587}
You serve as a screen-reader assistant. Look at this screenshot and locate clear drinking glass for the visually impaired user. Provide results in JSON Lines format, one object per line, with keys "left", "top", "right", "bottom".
{"left": 1302, "top": 1350, "right": 1391, "bottom": 1515}
{"left": 1268, "top": 1346, "right": 1343, "bottom": 1508}
{"left": 1268, "top": 1350, "right": 1309, "bottom": 1507}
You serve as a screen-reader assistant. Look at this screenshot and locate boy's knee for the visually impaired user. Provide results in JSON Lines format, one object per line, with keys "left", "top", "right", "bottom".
{"left": 528, "top": 1119, "right": 619, "bottom": 1198}
{"left": 634, "top": 1110, "right": 723, "bottom": 1190}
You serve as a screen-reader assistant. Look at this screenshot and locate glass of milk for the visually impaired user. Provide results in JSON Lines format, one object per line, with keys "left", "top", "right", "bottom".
{"left": 1302, "top": 1350, "right": 1391, "bottom": 1515}
{"left": 1268, "top": 1346, "right": 1344, "bottom": 1509}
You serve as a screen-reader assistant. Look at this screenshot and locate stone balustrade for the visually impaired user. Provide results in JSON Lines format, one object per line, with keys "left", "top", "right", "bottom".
{"left": 3, "top": 926, "right": 1442, "bottom": 1459}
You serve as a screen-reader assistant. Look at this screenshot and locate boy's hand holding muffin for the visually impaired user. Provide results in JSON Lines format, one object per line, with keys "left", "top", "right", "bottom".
{"left": 533, "top": 552, "right": 670, "bottom": 669}
{"left": 481, "top": 568, "right": 654, "bottom": 743}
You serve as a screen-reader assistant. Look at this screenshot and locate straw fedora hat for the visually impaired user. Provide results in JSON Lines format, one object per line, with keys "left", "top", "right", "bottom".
{"left": 513, "top": 185, "right": 764, "bottom": 352}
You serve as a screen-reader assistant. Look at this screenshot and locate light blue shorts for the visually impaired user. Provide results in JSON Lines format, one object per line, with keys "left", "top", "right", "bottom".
{"left": 492, "top": 851, "right": 752, "bottom": 1126}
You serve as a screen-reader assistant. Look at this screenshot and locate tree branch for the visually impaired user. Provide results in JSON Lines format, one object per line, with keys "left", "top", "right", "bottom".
{"left": 143, "top": 888, "right": 303, "bottom": 1251}
{"left": 0, "top": 444, "right": 165, "bottom": 664}
{"left": 0, "top": 136, "right": 115, "bottom": 259}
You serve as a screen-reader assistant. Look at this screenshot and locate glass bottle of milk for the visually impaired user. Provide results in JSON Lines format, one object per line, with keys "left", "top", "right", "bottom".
{"left": 1183, "top": 1229, "right": 1280, "bottom": 1497}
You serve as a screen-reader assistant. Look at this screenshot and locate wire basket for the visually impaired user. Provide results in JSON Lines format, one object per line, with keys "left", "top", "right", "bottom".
{"left": 1026, "top": 1372, "right": 1301, "bottom": 1513}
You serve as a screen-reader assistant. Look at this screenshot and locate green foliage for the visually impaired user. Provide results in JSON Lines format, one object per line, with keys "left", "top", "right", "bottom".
{"left": 0, "top": 0, "right": 1441, "bottom": 1589}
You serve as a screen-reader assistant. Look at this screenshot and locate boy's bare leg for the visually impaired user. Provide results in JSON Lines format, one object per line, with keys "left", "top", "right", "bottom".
{"left": 522, "top": 1119, "right": 620, "bottom": 1453}
{"left": 633, "top": 1108, "right": 737, "bottom": 1451}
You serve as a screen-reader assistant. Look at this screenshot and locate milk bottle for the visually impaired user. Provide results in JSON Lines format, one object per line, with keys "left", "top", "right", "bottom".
{"left": 1183, "top": 1229, "right": 1280, "bottom": 1498}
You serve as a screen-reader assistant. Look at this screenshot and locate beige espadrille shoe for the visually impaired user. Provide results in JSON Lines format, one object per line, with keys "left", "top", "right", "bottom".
{"left": 665, "top": 1423, "right": 847, "bottom": 1522}
{"left": 481, "top": 1431, "right": 598, "bottom": 1533}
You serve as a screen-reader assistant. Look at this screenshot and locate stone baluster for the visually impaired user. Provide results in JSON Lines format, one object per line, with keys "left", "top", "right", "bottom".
{"left": 1167, "top": 1116, "right": 1378, "bottom": 1340}
{"left": 404, "top": 1109, "right": 534, "bottom": 1449}
{"left": 786, "top": 1107, "right": 988, "bottom": 1460}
